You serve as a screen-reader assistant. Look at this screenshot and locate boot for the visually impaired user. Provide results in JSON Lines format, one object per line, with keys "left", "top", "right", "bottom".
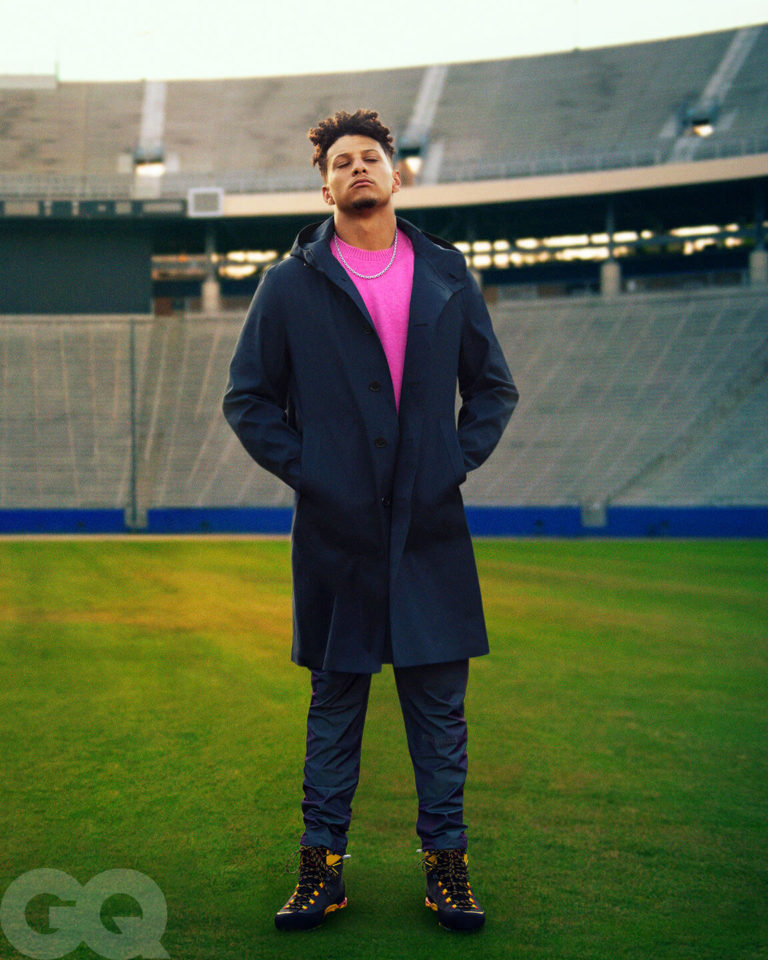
{"left": 423, "top": 848, "right": 485, "bottom": 931}
{"left": 274, "top": 845, "right": 347, "bottom": 931}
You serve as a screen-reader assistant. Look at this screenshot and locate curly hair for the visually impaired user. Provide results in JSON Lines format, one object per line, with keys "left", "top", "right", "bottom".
{"left": 308, "top": 109, "right": 395, "bottom": 178}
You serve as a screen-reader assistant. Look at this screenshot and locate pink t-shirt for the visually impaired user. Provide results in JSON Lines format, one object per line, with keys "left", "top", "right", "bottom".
{"left": 332, "top": 229, "right": 414, "bottom": 410}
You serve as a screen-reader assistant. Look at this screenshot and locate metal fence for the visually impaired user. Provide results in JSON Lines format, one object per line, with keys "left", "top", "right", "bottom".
{"left": 1, "top": 136, "right": 766, "bottom": 201}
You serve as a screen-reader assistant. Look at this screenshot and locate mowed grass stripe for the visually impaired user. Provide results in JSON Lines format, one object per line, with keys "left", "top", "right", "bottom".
{"left": 0, "top": 540, "right": 765, "bottom": 960}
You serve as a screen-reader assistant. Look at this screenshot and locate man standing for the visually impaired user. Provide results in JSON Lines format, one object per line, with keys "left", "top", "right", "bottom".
{"left": 223, "top": 109, "right": 518, "bottom": 932}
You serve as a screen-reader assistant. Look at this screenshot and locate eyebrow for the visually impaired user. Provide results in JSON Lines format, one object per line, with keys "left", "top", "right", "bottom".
{"left": 331, "top": 150, "right": 380, "bottom": 163}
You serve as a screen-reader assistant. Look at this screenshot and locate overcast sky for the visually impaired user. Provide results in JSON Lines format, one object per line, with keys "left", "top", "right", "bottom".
{"left": 1, "top": 0, "right": 766, "bottom": 81}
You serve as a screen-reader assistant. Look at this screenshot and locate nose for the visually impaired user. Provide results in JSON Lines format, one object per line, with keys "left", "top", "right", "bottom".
{"left": 353, "top": 157, "right": 367, "bottom": 174}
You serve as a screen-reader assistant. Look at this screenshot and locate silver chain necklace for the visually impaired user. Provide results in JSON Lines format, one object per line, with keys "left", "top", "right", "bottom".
{"left": 333, "top": 231, "right": 398, "bottom": 280}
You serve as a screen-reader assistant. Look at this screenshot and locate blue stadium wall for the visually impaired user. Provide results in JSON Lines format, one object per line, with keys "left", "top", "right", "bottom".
{"left": 1, "top": 506, "right": 766, "bottom": 537}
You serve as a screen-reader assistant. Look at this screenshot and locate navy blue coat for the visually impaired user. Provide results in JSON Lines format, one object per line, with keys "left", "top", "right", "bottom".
{"left": 223, "top": 216, "right": 518, "bottom": 673}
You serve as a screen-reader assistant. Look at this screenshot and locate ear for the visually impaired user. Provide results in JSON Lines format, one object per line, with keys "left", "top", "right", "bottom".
{"left": 391, "top": 168, "right": 401, "bottom": 195}
{"left": 322, "top": 184, "right": 335, "bottom": 205}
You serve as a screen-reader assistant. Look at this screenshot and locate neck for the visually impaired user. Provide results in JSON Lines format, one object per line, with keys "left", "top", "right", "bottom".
{"left": 333, "top": 208, "right": 398, "bottom": 250}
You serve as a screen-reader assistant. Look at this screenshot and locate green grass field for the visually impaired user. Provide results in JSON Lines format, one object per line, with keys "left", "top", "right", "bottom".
{"left": 1, "top": 538, "right": 766, "bottom": 960}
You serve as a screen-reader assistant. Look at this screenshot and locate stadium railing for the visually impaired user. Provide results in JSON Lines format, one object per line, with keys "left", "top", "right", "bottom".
{"left": 1, "top": 135, "right": 766, "bottom": 201}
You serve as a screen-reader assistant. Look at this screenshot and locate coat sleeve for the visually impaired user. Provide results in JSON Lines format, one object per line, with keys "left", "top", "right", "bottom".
{"left": 456, "top": 272, "right": 519, "bottom": 472}
{"left": 222, "top": 271, "right": 302, "bottom": 490}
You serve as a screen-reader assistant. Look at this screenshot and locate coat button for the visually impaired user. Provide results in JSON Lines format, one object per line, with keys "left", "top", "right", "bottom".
{"left": 374, "top": 437, "right": 387, "bottom": 448}
{"left": 369, "top": 381, "right": 381, "bottom": 392}
{"left": 381, "top": 495, "right": 392, "bottom": 507}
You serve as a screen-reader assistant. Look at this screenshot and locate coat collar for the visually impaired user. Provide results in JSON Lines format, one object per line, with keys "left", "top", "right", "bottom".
{"left": 291, "top": 215, "right": 468, "bottom": 293}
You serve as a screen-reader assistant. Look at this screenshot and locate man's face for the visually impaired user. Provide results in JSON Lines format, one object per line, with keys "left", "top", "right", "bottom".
{"left": 322, "top": 135, "right": 400, "bottom": 213}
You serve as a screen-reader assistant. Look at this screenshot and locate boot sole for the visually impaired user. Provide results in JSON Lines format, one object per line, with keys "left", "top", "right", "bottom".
{"left": 275, "top": 897, "right": 347, "bottom": 932}
{"left": 425, "top": 896, "right": 485, "bottom": 932}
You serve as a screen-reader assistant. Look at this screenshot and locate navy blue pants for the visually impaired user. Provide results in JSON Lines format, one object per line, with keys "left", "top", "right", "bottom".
{"left": 300, "top": 660, "right": 469, "bottom": 854}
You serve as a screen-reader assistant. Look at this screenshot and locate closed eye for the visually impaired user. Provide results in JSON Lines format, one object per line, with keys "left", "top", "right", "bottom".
{"left": 334, "top": 154, "right": 380, "bottom": 170}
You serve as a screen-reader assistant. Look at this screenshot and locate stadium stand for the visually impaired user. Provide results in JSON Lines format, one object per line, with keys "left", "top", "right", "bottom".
{"left": 0, "top": 25, "right": 766, "bottom": 198}
{"left": 0, "top": 82, "right": 142, "bottom": 197}
{"left": 0, "top": 318, "right": 135, "bottom": 507}
{"left": 1, "top": 26, "right": 766, "bottom": 534}
{"left": 436, "top": 29, "right": 735, "bottom": 179}
{"left": 470, "top": 287, "right": 768, "bottom": 508}
{"left": 1, "top": 288, "right": 765, "bottom": 523}
{"left": 162, "top": 71, "right": 421, "bottom": 194}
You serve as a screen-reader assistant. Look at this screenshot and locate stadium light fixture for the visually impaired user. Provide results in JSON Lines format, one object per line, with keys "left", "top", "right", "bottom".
{"left": 544, "top": 234, "right": 589, "bottom": 248}
{"left": 220, "top": 264, "right": 257, "bottom": 279}
{"left": 227, "top": 250, "right": 278, "bottom": 264}
{"left": 133, "top": 144, "right": 166, "bottom": 177}
{"left": 671, "top": 225, "right": 720, "bottom": 237}
{"left": 135, "top": 160, "right": 166, "bottom": 178}
{"left": 691, "top": 120, "right": 715, "bottom": 138}
{"left": 679, "top": 99, "right": 719, "bottom": 139}
{"left": 403, "top": 155, "right": 423, "bottom": 176}
{"left": 557, "top": 247, "right": 611, "bottom": 262}
{"left": 397, "top": 140, "right": 426, "bottom": 184}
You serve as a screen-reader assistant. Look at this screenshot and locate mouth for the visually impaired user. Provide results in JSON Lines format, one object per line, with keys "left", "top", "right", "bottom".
{"left": 352, "top": 178, "right": 373, "bottom": 188}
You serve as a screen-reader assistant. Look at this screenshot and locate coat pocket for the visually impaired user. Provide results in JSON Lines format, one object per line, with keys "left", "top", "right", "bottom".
{"left": 439, "top": 417, "right": 467, "bottom": 487}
